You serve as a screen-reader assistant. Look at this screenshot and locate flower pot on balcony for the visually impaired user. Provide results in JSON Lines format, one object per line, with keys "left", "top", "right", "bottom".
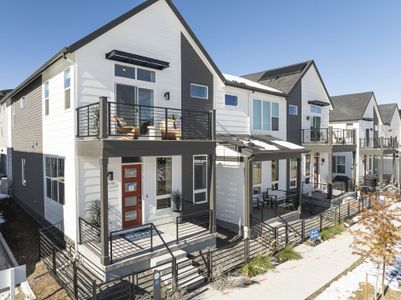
{"left": 160, "top": 118, "right": 181, "bottom": 140}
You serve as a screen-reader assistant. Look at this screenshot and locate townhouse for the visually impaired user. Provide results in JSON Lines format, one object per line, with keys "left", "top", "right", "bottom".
{"left": 330, "top": 92, "right": 399, "bottom": 187}
{"left": 243, "top": 61, "right": 357, "bottom": 199}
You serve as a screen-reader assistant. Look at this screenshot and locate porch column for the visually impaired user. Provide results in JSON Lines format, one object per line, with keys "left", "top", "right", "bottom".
{"left": 379, "top": 153, "right": 384, "bottom": 183}
{"left": 392, "top": 154, "right": 396, "bottom": 185}
{"left": 296, "top": 157, "right": 302, "bottom": 212}
{"left": 243, "top": 157, "right": 253, "bottom": 238}
{"left": 352, "top": 151, "right": 357, "bottom": 189}
{"left": 327, "top": 150, "right": 333, "bottom": 183}
{"left": 209, "top": 153, "right": 217, "bottom": 234}
{"left": 398, "top": 155, "right": 401, "bottom": 187}
{"left": 99, "top": 96, "right": 108, "bottom": 139}
{"left": 100, "top": 157, "right": 110, "bottom": 266}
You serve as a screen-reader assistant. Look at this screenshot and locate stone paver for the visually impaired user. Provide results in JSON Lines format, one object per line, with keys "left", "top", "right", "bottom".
{"left": 193, "top": 231, "right": 360, "bottom": 300}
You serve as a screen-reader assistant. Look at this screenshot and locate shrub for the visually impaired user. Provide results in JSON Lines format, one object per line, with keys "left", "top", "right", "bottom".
{"left": 320, "top": 224, "right": 345, "bottom": 241}
{"left": 240, "top": 254, "right": 274, "bottom": 277}
{"left": 276, "top": 246, "right": 302, "bottom": 262}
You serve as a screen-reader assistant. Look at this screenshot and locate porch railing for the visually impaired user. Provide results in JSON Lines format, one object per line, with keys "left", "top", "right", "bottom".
{"left": 331, "top": 128, "right": 355, "bottom": 145}
{"left": 176, "top": 210, "right": 212, "bottom": 244}
{"left": 301, "top": 128, "right": 356, "bottom": 145}
{"left": 76, "top": 99, "right": 213, "bottom": 140}
{"left": 360, "top": 137, "right": 398, "bottom": 149}
{"left": 301, "top": 128, "right": 329, "bottom": 143}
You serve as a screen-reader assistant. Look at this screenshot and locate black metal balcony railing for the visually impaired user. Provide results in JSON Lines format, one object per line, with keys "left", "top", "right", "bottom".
{"left": 301, "top": 128, "right": 329, "bottom": 143}
{"left": 301, "top": 128, "right": 356, "bottom": 145}
{"left": 76, "top": 100, "right": 212, "bottom": 140}
{"left": 359, "top": 137, "right": 399, "bottom": 149}
{"left": 331, "top": 129, "right": 355, "bottom": 145}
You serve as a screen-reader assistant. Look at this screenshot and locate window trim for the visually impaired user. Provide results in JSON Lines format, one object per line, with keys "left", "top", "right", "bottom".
{"left": 252, "top": 99, "right": 280, "bottom": 132}
{"left": 64, "top": 68, "right": 71, "bottom": 110}
{"left": 156, "top": 156, "right": 173, "bottom": 210}
{"left": 333, "top": 155, "right": 346, "bottom": 174}
{"left": 45, "top": 155, "right": 65, "bottom": 205}
{"left": 224, "top": 94, "right": 239, "bottom": 107}
{"left": 190, "top": 83, "right": 209, "bottom": 100}
{"left": 288, "top": 104, "right": 298, "bottom": 116}
{"left": 21, "top": 158, "right": 26, "bottom": 186}
{"left": 193, "top": 155, "right": 208, "bottom": 204}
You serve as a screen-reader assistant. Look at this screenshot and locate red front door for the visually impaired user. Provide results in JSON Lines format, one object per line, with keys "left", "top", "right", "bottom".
{"left": 122, "top": 164, "right": 142, "bottom": 228}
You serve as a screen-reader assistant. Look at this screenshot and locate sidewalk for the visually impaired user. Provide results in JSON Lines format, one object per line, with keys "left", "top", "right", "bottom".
{"left": 192, "top": 231, "right": 360, "bottom": 300}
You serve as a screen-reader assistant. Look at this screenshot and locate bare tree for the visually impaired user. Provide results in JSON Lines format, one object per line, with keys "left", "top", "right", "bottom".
{"left": 352, "top": 191, "right": 401, "bottom": 299}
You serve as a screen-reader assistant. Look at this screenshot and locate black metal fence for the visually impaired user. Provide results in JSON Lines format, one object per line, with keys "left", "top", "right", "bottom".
{"left": 76, "top": 100, "right": 212, "bottom": 140}
{"left": 360, "top": 137, "right": 399, "bottom": 149}
{"left": 301, "top": 128, "right": 329, "bottom": 143}
{"left": 332, "top": 128, "right": 355, "bottom": 145}
{"left": 176, "top": 210, "right": 212, "bottom": 244}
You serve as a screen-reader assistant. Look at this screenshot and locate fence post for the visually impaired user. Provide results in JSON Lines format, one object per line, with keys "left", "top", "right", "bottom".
{"left": 244, "top": 238, "right": 250, "bottom": 262}
{"left": 338, "top": 204, "right": 341, "bottom": 223}
{"left": 285, "top": 225, "right": 289, "bottom": 246}
{"left": 176, "top": 217, "right": 179, "bottom": 244}
{"left": 109, "top": 232, "right": 113, "bottom": 265}
{"left": 347, "top": 202, "right": 350, "bottom": 219}
{"left": 150, "top": 226, "right": 153, "bottom": 252}
{"left": 73, "top": 262, "right": 78, "bottom": 299}
{"left": 52, "top": 246, "right": 57, "bottom": 276}
{"left": 301, "top": 219, "right": 305, "bottom": 241}
{"left": 319, "top": 214, "right": 323, "bottom": 231}
{"left": 207, "top": 249, "right": 212, "bottom": 281}
{"left": 92, "top": 280, "right": 97, "bottom": 300}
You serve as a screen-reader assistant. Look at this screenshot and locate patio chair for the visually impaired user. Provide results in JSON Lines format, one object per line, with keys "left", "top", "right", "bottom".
{"left": 113, "top": 115, "right": 139, "bottom": 139}
{"left": 252, "top": 195, "right": 263, "bottom": 209}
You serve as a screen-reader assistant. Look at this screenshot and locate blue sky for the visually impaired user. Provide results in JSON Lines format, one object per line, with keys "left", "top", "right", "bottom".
{"left": 1, "top": 0, "right": 401, "bottom": 104}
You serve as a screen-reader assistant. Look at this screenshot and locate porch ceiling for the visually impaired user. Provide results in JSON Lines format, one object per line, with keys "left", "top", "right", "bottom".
{"left": 76, "top": 139, "right": 216, "bottom": 157}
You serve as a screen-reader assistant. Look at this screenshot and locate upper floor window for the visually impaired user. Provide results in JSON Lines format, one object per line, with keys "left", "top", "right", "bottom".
{"left": 332, "top": 156, "right": 346, "bottom": 174}
{"left": 115, "top": 64, "right": 135, "bottom": 79}
{"left": 137, "top": 68, "right": 156, "bottom": 83}
{"left": 190, "top": 84, "right": 208, "bottom": 99}
{"left": 44, "top": 81, "right": 49, "bottom": 116}
{"left": 288, "top": 104, "right": 298, "bottom": 116}
{"left": 252, "top": 99, "right": 279, "bottom": 131}
{"left": 225, "top": 94, "right": 238, "bottom": 106}
{"left": 64, "top": 68, "right": 71, "bottom": 109}
{"left": 310, "top": 105, "right": 322, "bottom": 114}
{"left": 45, "top": 156, "right": 65, "bottom": 205}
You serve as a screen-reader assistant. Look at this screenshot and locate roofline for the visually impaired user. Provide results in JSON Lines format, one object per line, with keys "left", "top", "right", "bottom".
{"left": 3, "top": 0, "right": 227, "bottom": 103}
{"left": 378, "top": 103, "right": 399, "bottom": 125}
{"left": 331, "top": 91, "right": 375, "bottom": 122}
{"left": 225, "top": 81, "right": 287, "bottom": 97}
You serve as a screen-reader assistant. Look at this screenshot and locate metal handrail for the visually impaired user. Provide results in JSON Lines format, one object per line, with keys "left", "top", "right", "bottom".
{"left": 277, "top": 215, "right": 302, "bottom": 239}
{"left": 176, "top": 209, "right": 211, "bottom": 244}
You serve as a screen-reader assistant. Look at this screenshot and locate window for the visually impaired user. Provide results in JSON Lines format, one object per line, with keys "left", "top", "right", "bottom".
{"left": 115, "top": 64, "right": 135, "bottom": 79}
{"left": 225, "top": 94, "right": 238, "bottom": 106}
{"left": 332, "top": 156, "right": 346, "bottom": 174}
{"left": 252, "top": 99, "right": 279, "bottom": 131}
{"left": 20, "top": 97, "right": 25, "bottom": 109}
{"left": 305, "top": 154, "right": 311, "bottom": 184}
{"left": 21, "top": 158, "right": 26, "bottom": 186}
{"left": 156, "top": 157, "right": 172, "bottom": 210}
{"left": 193, "top": 155, "right": 208, "bottom": 204}
{"left": 310, "top": 105, "right": 322, "bottom": 114}
{"left": 252, "top": 162, "right": 262, "bottom": 195}
{"left": 64, "top": 68, "right": 71, "bottom": 109}
{"left": 190, "top": 84, "right": 208, "bottom": 99}
{"left": 271, "top": 160, "right": 279, "bottom": 190}
{"left": 44, "top": 81, "right": 49, "bottom": 116}
{"left": 289, "top": 104, "right": 298, "bottom": 116}
{"left": 290, "top": 159, "right": 297, "bottom": 188}
{"left": 45, "top": 156, "right": 65, "bottom": 205}
{"left": 272, "top": 102, "right": 279, "bottom": 131}
{"left": 137, "top": 68, "right": 156, "bottom": 82}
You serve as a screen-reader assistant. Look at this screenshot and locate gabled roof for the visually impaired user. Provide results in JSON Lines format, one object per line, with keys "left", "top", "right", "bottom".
{"left": 223, "top": 74, "right": 286, "bottom": 97}
{"left": 378, "top": 103, "right": 398, "bottom": 125}
{"left": 2, "top": 0, "right": 226, "bottom": 103}
{"left": 330, "top": 91, "right": 374, "bottom": 122}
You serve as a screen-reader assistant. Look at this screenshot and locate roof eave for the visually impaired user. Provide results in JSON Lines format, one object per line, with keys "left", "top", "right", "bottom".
{"left": 225, "top": 81, "right": 287, "bottom": 97}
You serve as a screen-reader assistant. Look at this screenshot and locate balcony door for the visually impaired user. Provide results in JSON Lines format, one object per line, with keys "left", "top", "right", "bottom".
{"left": 311, "top": 116, "right": 321, "bottom": 142}
{"left": 122, "top": 164, "right": 142, "bottom": 228}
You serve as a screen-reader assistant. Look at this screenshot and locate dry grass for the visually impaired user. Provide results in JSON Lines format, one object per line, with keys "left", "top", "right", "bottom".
{"left": 349, "top": 282, "right": 401, "bottom": 300}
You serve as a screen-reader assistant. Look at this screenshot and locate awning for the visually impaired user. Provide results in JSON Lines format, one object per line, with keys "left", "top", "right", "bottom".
{"left": 106, "top": 50, "right": 170, "bottom": 70}
{"left": 217, "top": 134, "right": 309, "bottom": 161}
{"left": 308, "top": 100, "right": 330, "bottom": 107}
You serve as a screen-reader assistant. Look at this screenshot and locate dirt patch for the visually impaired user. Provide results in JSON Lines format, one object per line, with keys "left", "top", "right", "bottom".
{"left": 350, "top": 282, "right": 401, "bottom": 300}
{"left": 0, "top": 199, "right": 70, "bottom": 299}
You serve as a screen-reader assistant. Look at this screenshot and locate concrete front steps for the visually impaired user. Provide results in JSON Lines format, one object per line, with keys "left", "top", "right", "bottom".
{"left": 150, "top": 250, "right": 206, "bottom": 293}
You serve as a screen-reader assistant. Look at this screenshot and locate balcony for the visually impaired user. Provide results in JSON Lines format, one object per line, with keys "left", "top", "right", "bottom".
{"left": 76, "top": 98, "right": 213, "bottom": 141}
{"left": 360, "top": 137, "right": 398, "bottom": 149}
{"left": 301, "top": 128, "right": 355, "bottom": 145}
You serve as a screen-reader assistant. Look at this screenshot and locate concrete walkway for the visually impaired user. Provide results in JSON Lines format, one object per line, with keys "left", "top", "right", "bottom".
{"left": 192, "top": 231, "right": 360, "bottom": 300}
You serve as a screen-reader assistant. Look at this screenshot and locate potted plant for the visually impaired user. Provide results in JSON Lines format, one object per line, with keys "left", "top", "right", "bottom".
{"left": 90, "top": 105, "right": 100, "bottom": 137}
{"left": 160, "top": 113, "right": 181, "bottom": 140}
{"left": 86, "top": 200, "right": 101, "bottom": 241}
{"left": 171, "top": 190, "right": 183, "bottom": 212}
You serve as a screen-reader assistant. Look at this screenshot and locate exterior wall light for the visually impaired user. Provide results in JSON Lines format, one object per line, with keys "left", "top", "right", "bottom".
{"left": 164, "top": 92, "right": 170, "bottom": 100}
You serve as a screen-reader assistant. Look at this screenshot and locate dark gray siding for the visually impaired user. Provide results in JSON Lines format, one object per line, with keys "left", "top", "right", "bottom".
{"left": 11, "top": 77, "right": 44, "bottom": 221}
{"left": 181, "top": 33, "right": 214, "bottom": 112}
{"left": 286, "top": 80, "right": 302, "bottom": 145}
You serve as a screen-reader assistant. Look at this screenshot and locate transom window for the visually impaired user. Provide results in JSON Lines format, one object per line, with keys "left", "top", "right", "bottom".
{"left": 288, "top": 104, "right": 298, "bottom": 116}
{"left": 156, "top": 157, "right": 172, "bottom": 210}
{"left": 332, "top": 156, "right": 346, "bottom": 174}
{"left": 64, "top": 68, "right": 71, "bottom": 109}
{"left": 45, "top": 156, "right": 65, "bottom": 205}
{"left": 137, "top": 69, "right": 156, "bottom": 83}
{"left": 252, "top": 99, "right": 279, "bottom": 131}
{"left": 114, "top": 64, "right": 156, "bottom": 83}
{"left": 225, "top": 94, "right": 238, "bottom": 106}
{"left": 115, "top": 64, "right": 135, "bottom": 79}
{"left": 252, "top": 161, "right": 262, "bottom": 195}
{"left": 193, "top": 155, "right": 208, "bottom": 204}
{"left": 310, "top": 105, "right": 322, "bottom": 114}
{"left": 190, "top": 84, "right": 208, "bottom": 99}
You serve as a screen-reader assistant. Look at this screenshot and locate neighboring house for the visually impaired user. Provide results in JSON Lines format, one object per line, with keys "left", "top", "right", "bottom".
{"left": 1, "top": 0, "right": 224, "bottom": 281}
{"left": 215, "top": 74, "right": 307, "bottom": 235}
{"left": 0, "top": 89, "right": 13, "bottom": 182}
{"left": 243, "top": 61, "right": 357, "bottom": 196}
{"left": 378, "top": 103, "right": 401, "bottom": 184}
{"left": 330, "top": 92, "right": 397, "bottom": 185}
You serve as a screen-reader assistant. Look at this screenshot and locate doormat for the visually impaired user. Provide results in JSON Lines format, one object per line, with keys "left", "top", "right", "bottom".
{"left": 123, "top": 228, "right": 162, "bottom": 243}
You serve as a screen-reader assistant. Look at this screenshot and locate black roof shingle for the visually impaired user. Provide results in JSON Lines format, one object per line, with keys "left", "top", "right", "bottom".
{"left": 330, "top": 92, "right": 374, "bottom": 122}
{"left": 378, "top": 103, "right": 398, "bottom": 125}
